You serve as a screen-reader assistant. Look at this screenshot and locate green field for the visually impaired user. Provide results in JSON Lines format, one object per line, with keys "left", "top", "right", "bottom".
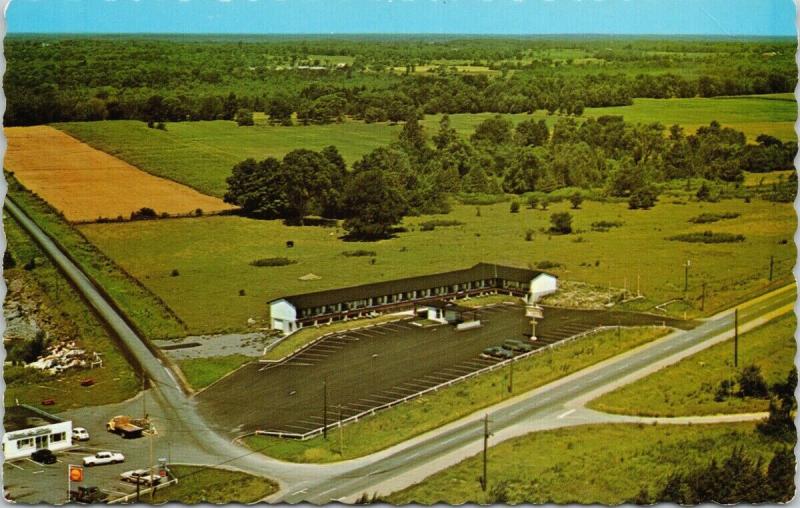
{"left": 78, "top": 197, "right": 795, "bottom": 335}
{"left": 386, "top": 422, "right": 784, "bottom": 505}
{"left": 243, "top": 326, "right": 668, "bottom": 463}
{"left": 153, "top": 465, "right": 278, "bottom": 504}
{"left": 177, "top": 354, "right": 252, "bottom": 391}
{"left": 588, "top": 313, "right": 796, "bottom": 417}
{"left": 4, "top": 217, "right": 139, "bottom": 412}
{"left": 55, "top": 94, "right": 794, "bottom": 198}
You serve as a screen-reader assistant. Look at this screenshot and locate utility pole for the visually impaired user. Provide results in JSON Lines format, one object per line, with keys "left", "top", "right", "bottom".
{"left": 142, "top": 373, "right": 147, "bottom": 419}
{"left": 149, "top": 424, "right": 156, "bottom": 503}
{"left": 683, "top": 260, "right": 691, "bottom": 294}
{"left": 769, "top": 255, "right": 774, "bottom": 282}
{"left": 480, "top": 414, "right": 491, "bottom": 491}
{"left": 734, "top": 308, "right": 739, "bottom": 368}
{"left": 508, "top": 361, "right": 514, "bottom": 394}
{"left": 701, "top": 281, "right": 706, "bottom": 311}
{"left": 338, "top": 405, "right": 343, "bottom": 456}
{"left": 323, "top": 380, "right": 328, "bottom": 440}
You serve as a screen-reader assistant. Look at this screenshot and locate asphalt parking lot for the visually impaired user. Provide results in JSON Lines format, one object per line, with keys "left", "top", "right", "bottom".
{"left": 3, "top": 429, "right": 166, "bottom": 504}
{"left": 198, "top": 304, "right": 691, "bottom": 438}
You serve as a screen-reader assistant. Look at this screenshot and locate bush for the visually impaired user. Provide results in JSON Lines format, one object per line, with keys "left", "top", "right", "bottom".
{"left": 130, "top": 207, "right": 158, "bottom": 220}
{"left": 170, "top": 269, "right": 180, "bottom": 277}
{"left": 628, "top": 186, "right": 658, "bottom": 209}
{"left": 457, "top": 193, "right": 508, "bottom": 205}
{"left": 510, "top": 201, "right": 520, "bottom": 213}
{"left": 4, "top": 251, "right": 16, "bottom": 269}
{"left": 526, "top": 195, "right": 538, "bottom": 209}
{"left": 156, "top": 122, "right": 166, "bottom": 130}
{"left": 235, "top": 108, "right": 255, "bottom": 126}
{"left": 591, "top": 220, "right": 623, "bottom": 232}
{"left": 239, "top": 289, "right": 246, "bottom": 296}
{"left": 195, "top": 208, "right": 204, "bottom": 217}
{"left": 688, "top": 212, "right": 740, "bottom": 224}
{"left": 668, "top": 231, "right": 745, "bottom": 243}
{"left": 250, "top": 257, "right": 297, "bottom": 267}
{"left": 549, "top": 212, "right": 573, "bottom": 234}
{"left": 419, "top": 219, "right": 465, "bottom": 232}
{"left": 536, "top": 260, "right": 563, "bottom": 270}
{"left": 738, "top": 364, "right": 769, "bottom": 398}
{"left": 342, "top": 250, "right": 376, "bottom": 257}
{"left": 23, "top": 257, "right": 36, "bottom": 270}
{"left": 569, "top": 192, "right": 584, "bottom": 209}
{"left": 524, "top": 229, "right": 534, "bottom": 241}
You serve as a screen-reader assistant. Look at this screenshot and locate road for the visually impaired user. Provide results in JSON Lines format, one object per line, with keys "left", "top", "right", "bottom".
{"left": 6, "top": 196, "right": 795, "bottom": 504}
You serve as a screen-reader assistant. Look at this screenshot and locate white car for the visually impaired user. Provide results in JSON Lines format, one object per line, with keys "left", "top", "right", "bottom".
{"left": 120, "top": 469, "right": 161, "bottom": 486}
{"left": 72, "top": 427, "right": 90, "bottom": 441}
{"left": 83, "top": 451, "right": 125, "bottom": 467}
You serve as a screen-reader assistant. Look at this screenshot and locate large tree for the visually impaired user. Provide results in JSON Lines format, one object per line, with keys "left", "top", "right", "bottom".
{"left": 342, "top": 170, "right": 407, "bottom": 239}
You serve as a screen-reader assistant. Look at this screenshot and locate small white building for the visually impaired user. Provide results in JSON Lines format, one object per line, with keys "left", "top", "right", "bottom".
{"left": 3, "top": 405, "right": 73, "bottom": 460}
{"left": 269, "top": 263, "right": 558, "bottom": 334}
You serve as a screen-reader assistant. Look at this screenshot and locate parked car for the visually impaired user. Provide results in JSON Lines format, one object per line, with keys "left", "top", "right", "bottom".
{"left": 481, "top": 346, "right": 515, "bottom": 360}
{"left": 69, "top": 486, "right": 107, "bottom": 504}
{"left": 72, "top": 427, "right": 90, "bottom": 441}
{"left": 83, "top": 451, "right": 125, "bottom": 467}
{"left": 120, "top": 469, "right": 161, "bottom": 486}
{"left": 503, "top": 339, "right": 534, "bottom": 353}
{"left": 31, "top": 449, "right": 57, "bottom": 464}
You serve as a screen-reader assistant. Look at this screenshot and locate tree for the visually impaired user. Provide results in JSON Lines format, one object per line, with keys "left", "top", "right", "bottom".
{"left": 628, "top": 186, "right": 658, "bottom": 210}
{"left": 267, "top": 96, "right": 293, "bottom": 125}
{"left": 235, "top": 108, "right": 254, "bottom": 126}
{"left": 342, "top": 170, "right": 406, "bottom": 240}
{"left": 224, "top": 157, "right": 288, "bottom": 217}
{"left": 766, "top": 448, "right": 795, "bottom": 502}
{"left": 503, "top": 147, "right": 547, "bottom": 194}
{"left": 280, "top": 149, "right": 336, "bottom": 222}
{"left": 471, "top": 114, "right": 513, "bottom": 145}
{"left": 569, "top": 192, "right": 584, "bottom": 209}
{"left": 549, "top": 212, "right": 572, "bottom": 234}
{"left": 397, "top": 113, "right": 430, "bottom": 162}
{"left": 510, "top": 201, "right": 520, "bottom": 213}
{"left": 737, "top": 364, "right": 769, "bottom": 398}
{"left": 514, "top": 119, "right": 549, "bottom": 147}
{"left": 433, "top": 114, "right": 458, "bottom": 150}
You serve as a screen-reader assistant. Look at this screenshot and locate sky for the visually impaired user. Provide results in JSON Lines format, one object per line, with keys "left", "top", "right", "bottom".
{"left": 5, "top": 0, "right": 797, "bottom": 36}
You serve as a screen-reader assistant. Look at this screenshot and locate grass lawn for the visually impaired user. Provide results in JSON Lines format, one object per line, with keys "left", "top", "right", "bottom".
{"left": 242, "top": 326, "right": 668, "bottom": 463}
{"left": 152, "top": 465, "right": 278, "bottom": 504}
{"left": 78, "top": 198, "right": 795, "bottom": 335}
{"left": 176, "top": 354, "right": 252, "bottom": 391}
{"left": 588, "top": 313, "right": 796, "bottom": 417}
{"left": 6, "top": 176, "right": 187, "bottom": 340}
{"left": 55, "top": 94, "right": 793, "bottom": 198}
{"left": 385, "top": 422, "right": 786, "bottom": 505}
{"left": 3, "top": 217, "right": 139, "bottom": 412}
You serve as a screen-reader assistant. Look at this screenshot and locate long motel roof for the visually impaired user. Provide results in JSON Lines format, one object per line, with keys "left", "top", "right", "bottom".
{"left": 271, "top": 263, "right": 550, "bottom": 310}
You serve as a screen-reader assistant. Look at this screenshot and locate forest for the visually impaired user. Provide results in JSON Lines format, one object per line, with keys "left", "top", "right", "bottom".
{"left": 5, "top": 35, "right": 796, "bottom": 125}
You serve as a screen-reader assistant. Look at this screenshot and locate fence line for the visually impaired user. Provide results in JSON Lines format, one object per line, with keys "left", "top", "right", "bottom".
{"left": 107, "top": 478, "right": 179, "bottom": 504}
{"left": 253, "top": 323, "right": 658, "bottom": 441}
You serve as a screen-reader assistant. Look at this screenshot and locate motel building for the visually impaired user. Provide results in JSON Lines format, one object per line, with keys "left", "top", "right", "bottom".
{"left": 269, "top": 262, "right": 558, "bottom": 334}
{"left": 3, "top": 405, "right": 73, "bottom": 460}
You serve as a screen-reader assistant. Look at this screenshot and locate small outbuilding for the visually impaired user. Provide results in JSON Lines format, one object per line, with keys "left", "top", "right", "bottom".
{"left": 3, "top": 405, "right": 73, "bottom": 460}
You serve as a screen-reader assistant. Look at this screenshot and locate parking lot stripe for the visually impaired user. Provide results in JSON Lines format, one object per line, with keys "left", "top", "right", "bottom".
{"left": 368, "top": 328, "right": 387, "bottom": 335}
{"left": 349, "top": 330, "right": 373, "bottom": 338}
{"left": 6, "top": 462, "right": 23, "bottom": 470}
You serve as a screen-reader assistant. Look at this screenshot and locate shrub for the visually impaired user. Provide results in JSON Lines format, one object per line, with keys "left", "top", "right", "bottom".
{"left": 536, "top": 260, "right": 563, "bottom": 270}
{"left": 250, "top": 257, "right": 297, "bottom": 267}
{"left": 23, "top": 257, "right": 36, "bottom": 271}
{"left": 195, "top": 208, "right": 204, "bottom": 217}
{"left": 526, "top": 195, "right": 538, "bottom": 209}
{"left": 342, "top": 250, "right": 376, "bottom": 257}
{"left": 510, "top": 201, "right": 520, "bottom": 213}
{"left": 525, "top": 229, "right": 534, "bottom": 241}
{"left": 549, "top": 212, "right": 573, "bottom": 234}
{"left": 239, "top": 289, "right": 246, "bottom": 296}
{"left": 170, "top": 269, "right": 180, "bottom": 277}
{"left": 688, "top": 212, "right": 740, "bottom": 224}
{"left": 628, "top": 186, "right": 658, "bottom": 209}
{"left": 668, "top": 231, "right": 745, "bottom": 243}
{"left": 738, "top": 364, "right": 769, "bottom": 398}
{"left": 156, "top": 122, "right": 166, "bottom": 130}
{"left": 3, "top": 251, "right": 16, "bottom": 269}
{"left": 591, "top": 220, "right": 623, "bottom": 232}
{"left": 130, "top": 207, "right": 158, "bottom": 220}
{"left": 569, "top": 192, "right": 584, "bottom": 209}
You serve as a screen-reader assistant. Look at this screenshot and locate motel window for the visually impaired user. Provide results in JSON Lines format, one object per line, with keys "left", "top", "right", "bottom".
{"left": 51, "top": 432, "right": 65, "bottom": 443}
{"left": 16, "top": 438, "right": 33, "bottom": 449}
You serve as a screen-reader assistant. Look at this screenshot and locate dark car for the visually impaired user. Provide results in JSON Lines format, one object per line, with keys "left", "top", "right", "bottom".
{"left": 70, "top": 486, "right": 107, "bottom": 504}
{"left": 503, "top": 339, "right": 534, "bottom": 353}
{"left": 481, "top": 346, "right": 515, "bottom": 360}
{"left": 31, "top": 449, "right": 57, "bottom": 464}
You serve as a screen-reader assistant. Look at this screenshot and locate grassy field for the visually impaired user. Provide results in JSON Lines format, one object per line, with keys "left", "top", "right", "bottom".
{"left": 55, "top": 94, "right": 794, "bottom": 198}
{"left": 3, "top": 217, "right": 139, "bottom": 412}
{"left": 6, "top": 176, "right": 187, "bottom": 340}
{"left": 386, "top": 422, "right": 785, "bottom": 505}
{"left": 242, "top": 326, "right": 668, "bottom": 463}
{"left": 588, "top": 313, "right": 796, "bottom": 417}
{"left": 176, "top": 354, "right": 252, "bottom": 391}
{"left": 78, "top": 197, "right": 795, "bottom": 334}
{"left": 152, "top": 465, "right": 278, "bottom": 504}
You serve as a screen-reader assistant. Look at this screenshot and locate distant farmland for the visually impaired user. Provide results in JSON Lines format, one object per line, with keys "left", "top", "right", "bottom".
{"left": 56, "top": 94, "right": 794, "bottom": 198}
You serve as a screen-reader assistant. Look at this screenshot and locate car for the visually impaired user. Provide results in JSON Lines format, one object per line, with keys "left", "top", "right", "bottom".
{"left": 72, "top": 427, "right": 90, "bottom": 441}
{"left": 502, "top": 339, "right": 534, "bottom": 353}
{"left": 120, "top": 469, "right": 161, "bottom": 486}
{"left": 83, "top": 451, "right": 125, "bottom": 467}
{"left": 31, "top": 449, "right": 57, "bottom": 464}
{"left": 481, "top": 346, "right": 515, "bottom": 360}
{"left": 70, "top": 486, "right": 107, "bottom": 504}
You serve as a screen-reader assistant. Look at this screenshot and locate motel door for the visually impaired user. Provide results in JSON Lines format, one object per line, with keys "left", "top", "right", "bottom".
{"left": 34, "top": 435, "right": 48, "bottom": 450}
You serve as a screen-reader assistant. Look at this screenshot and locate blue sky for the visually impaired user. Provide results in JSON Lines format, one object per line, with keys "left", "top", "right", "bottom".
{"left": 7, "top": 0, "right": 797, "bottom": 36}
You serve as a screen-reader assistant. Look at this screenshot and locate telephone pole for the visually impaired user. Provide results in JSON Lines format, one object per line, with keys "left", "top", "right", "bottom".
{"left": 769, "top": 255, "right": 774, "bottom": 282}
{"left": 683, "top": 259, "right": 691, "bottom": 294}
{"left": 734, "top": 308, "right": 739, "bottom": 368}
{"left": 508, "top": 361, "right": 514, "bottom": 394}
{"left": 480, "top": 414, "right": 491, "bottom": 491}
{"left": 701, "top": 281, "right": 706, "bottom": 311}
{"left": 323, "top": 380, "right": 328, "bottom": 440}
{"left": 338, "top": 405, "right": 344, "bottom": 456}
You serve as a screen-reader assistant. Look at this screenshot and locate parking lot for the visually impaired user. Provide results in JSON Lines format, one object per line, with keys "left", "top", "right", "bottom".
{"left": 3, "top": 429, "right": 167, "bottom": 504}
{"left": 198, "top": 304, "right": 690, "bottom": 438}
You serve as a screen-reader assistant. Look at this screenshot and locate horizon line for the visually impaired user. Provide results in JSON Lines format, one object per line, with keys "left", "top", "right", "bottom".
{"left": 7, "top": 31, "right": 796, "bottom": 38}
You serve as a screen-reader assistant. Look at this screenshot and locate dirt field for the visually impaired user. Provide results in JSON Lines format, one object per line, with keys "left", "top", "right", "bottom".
{"left": 4, "top": 126, "right": 235, "bottom": 222}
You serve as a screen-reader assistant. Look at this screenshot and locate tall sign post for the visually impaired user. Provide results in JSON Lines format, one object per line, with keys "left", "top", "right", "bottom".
{"left": 68, "top": 464, "right": 83, "bottom": 502}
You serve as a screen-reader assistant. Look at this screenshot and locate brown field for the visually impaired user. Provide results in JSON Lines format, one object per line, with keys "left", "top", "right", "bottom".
{"left": 3, "top": 126, "right": 236, "bottom": 222}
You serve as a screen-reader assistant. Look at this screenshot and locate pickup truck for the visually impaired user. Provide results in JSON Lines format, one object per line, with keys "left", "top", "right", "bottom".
{"left": 83, "top": 451, "right": 125, "bottom": 467}
{"left": 107, "top": 415, "right": 147, "bottom": 439}
{"left": 120, "top": 469, "right": 161, "bottom": 486}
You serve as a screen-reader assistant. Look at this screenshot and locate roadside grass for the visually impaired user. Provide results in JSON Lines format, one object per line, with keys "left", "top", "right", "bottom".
{"left": 78, "top": 198, "right": 795, "bottom": 334}
{"left": 152, "top": 465, "right": 278, "bottom": 504}
{"left": 743, "top": 170, "right": 796, "bottom": 188}
{"left": 3, "top": 217, "right": 139, "bottom": 412}
{"left": 385, "top": 422, "right": 785, "bottom": 505}
{"left": 241, "top": 326, "right": 668, "bottom": 463}
{"left": 6, "top": 176, "right": 187, "bottom": 339}
{"left": 54, "top": 94, "right": 793, "bottom": 197}
{"left": 263, "top": 313, "right": 410, "bottom": 361}
{"left": 176, "top": 354, "right": 253, "bottom": 390}
{"left": 588, "top": 313, "right": 796, "bottom": 417}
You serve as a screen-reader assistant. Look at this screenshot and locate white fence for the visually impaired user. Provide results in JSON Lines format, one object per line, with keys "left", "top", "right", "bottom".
{"left": 252, "top": 323, "right": 651, "bottom": 441}
{"left": 107, "top": 477, "right": 178, "bottom": 504}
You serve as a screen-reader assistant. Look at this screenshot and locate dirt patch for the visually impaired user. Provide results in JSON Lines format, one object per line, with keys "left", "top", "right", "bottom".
{"left": 4, "top": 126, "right": 236, "bottom": 222}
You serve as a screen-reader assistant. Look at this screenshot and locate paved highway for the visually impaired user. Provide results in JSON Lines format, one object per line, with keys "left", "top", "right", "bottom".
{"left": 6, "top": 196, "right": 795, "bottom": 504}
